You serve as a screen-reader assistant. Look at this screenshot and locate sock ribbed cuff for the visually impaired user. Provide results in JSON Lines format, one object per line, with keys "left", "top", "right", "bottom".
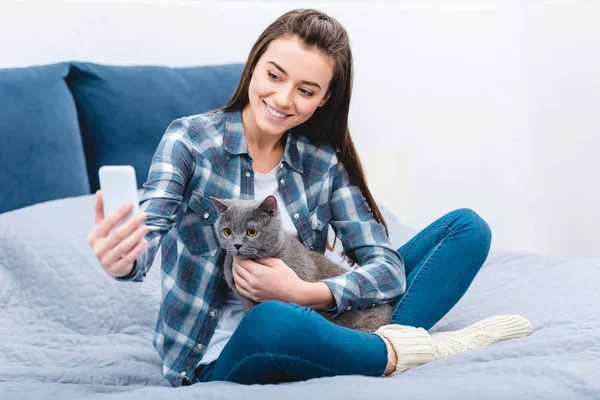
{"left": 374, "top": 325, "right": 437, "bottom": 376}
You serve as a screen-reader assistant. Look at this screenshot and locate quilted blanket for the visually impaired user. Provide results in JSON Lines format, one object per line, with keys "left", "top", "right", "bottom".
{"left": 0, "top": 193, "right": 598, "bottom": 399}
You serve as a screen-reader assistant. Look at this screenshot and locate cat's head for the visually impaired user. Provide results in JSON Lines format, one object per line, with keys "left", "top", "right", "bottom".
{"left": 210, "top": 195, "right": 284, "bottom": 259}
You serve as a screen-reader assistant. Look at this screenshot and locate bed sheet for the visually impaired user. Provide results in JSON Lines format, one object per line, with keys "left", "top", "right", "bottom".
{"left": 1, "top": 193, "right": 598, "bottom": 399}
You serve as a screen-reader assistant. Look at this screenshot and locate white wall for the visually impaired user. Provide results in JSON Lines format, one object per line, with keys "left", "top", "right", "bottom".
{"left": 524, "top": 1, "right": 600, "bottom": 259}
{"left": 0, "top": 0, "right": 597, "bottom": 258}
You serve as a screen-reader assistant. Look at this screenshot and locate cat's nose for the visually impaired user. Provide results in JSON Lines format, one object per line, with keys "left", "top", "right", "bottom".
{"left": 234, "top": 244, "right": 242, "bottom": 250}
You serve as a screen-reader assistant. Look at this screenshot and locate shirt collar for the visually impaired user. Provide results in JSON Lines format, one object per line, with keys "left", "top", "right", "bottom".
{"left": 223, "top": 110, "right": 248, "bottom": 156}
{"left": 224, "top": 110, "right": 304, "bottom": 174}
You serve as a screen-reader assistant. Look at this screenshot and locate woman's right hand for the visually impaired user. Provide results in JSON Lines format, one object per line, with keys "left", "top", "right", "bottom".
{"left": 88, "top": 190, "right": 149, "bottom": 278}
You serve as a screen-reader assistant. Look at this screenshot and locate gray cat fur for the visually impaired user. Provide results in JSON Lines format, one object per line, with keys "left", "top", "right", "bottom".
{"left": 210, "top": 195, "right": 392, "bottom": 333}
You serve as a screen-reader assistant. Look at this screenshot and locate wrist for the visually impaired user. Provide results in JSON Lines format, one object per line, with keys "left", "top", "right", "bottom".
{"left": 295, "top": 281, "right": 334, "bottom": 310}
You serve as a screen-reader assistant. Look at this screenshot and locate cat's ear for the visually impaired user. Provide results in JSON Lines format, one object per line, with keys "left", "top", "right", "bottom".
{"left": 259, "top": 195, "right": 278, "bottom": 217}
{"left": 210, "top": 197, "right": 229, "bottom": 214}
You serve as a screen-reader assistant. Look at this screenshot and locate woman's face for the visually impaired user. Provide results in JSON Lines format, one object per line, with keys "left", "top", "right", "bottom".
{"left": 245, "top": 35, "right": 334, "bottom": 138}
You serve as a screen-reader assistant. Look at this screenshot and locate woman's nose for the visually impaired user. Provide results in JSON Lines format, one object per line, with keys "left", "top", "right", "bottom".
{"left": 273, "top": 87, "right": 293, "bottom": 110}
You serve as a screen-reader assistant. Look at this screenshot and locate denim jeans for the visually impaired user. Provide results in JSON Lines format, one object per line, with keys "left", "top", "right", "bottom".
{"left": 185, "top": 208, "right": 492, "bottom": 385}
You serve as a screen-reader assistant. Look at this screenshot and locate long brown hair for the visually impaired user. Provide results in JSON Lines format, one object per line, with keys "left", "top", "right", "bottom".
{"left": 216, "top": 9, "right": 389, "bottom": 254}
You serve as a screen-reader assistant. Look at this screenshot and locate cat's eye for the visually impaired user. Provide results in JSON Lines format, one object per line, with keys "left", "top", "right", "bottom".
{"left": 223, "top": 228, "right": 233, "bottom": 237}
{"left": 246, "top": 229, "right": 257, "bottom": 237}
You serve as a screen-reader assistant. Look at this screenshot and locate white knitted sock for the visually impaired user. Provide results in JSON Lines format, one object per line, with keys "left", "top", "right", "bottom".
{"left": 429, "top": 315, "right": 533, "bottom": 359}
{"left": 375, "top": 315, "right": 533, "bottom": 377}
{"left": 374, "top": 325, "right": 437, "bottom": 376}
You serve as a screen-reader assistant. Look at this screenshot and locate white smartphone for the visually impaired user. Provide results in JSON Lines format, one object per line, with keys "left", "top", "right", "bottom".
{"left": 98, "top": 165, "right": 140, "bottom": 230}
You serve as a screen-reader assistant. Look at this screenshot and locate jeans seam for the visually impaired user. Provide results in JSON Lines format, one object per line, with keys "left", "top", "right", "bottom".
{"left": 401, "top": 225, "right": 453, "bottom": 261}
{"left": 223, "top": 352, "right": 383, "bottom": 381}
{"left": 392, "top": 233, "right": 449, "bottom": 321}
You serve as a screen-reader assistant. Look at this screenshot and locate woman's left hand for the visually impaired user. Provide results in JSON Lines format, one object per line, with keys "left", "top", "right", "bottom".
{"left": 232, "top": 256, "right": 305, "bottom": 303}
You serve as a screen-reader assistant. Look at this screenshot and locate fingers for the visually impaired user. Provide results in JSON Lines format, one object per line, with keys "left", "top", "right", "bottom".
{"left": 90, "top": 213, "right": 148, "bottom": 272}
{"left": 88, "top": 191, "right": 147, "bottom": 279}
{"left": 101, "top": 222, "right": 149, "bottom": 266}
{"left": 94, "top": 190, "right": 104, "bottom": 225}
{"left": 96, "top": 208, "right": 146, "bottom": 249}
{"left": 255, "top": 258, "right": 279, "bottom": 268}
{"left": 233, "top": 266, "right": 257, "bottom": 301}
{"left": 236, "top": 258, "right": 262, "bottom": 275}
{"left": 233, "top": 260, "right": 254, "bottom": 283}
{"left": 94, "top": 202, "right": 136, "bottom": 240}
{"left": 108, "top": 238, "right": 148, "bottom": 278}
{"left": 94, "top": 212, "right": 146, "bottom": 260}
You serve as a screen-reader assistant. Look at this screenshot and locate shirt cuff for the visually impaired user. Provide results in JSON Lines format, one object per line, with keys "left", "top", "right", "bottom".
{"left": 320, "top": 278, "right": 354, "bottom": 318}
{"left": 114, "top": 252, "right": 147, "bottom": 282}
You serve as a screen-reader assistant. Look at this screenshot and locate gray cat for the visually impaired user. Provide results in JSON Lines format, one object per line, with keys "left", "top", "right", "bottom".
{"left": 210, "top": 195, "right": 392, "bottom": 333}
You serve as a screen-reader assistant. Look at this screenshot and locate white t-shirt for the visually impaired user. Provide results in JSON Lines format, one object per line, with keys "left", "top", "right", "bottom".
{"left": 197, "top": 162, "right": 299, "bottom": 366}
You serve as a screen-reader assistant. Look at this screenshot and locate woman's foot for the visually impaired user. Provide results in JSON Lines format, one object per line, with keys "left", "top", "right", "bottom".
{"left": 429, "top": 315, "right": 533, "bottom": 358}
{"left": 375, "top": 315, "right": 533, "bottom": 376}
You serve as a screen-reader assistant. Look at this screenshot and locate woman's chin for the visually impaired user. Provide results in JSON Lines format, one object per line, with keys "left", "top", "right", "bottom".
{"left": 255, "top": 119, "right": 285, "bottom": 136}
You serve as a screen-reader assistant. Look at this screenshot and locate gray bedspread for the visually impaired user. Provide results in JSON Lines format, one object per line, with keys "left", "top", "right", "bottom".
{"left": 1, "top": 193, "right": 598, "bottom": 399}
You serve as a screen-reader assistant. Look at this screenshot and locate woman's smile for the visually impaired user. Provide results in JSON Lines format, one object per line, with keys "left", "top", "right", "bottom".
{"left": 263, "top": 99, "right": 292, "bottom": 122}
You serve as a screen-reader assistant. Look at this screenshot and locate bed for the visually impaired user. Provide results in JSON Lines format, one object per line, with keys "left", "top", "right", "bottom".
{"left": 1, "top": 61, "right": 599, "bottom": 399}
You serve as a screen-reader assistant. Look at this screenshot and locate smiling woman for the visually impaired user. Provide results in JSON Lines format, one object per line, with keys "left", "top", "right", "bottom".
{"left": 237, "top": 34, "right": 334, "bottom": 173}
{"left": 87, "top": 8, "right": 532, "bottom": 388}
{"left": 245, "top": 35, "right": 333, "bottom": 136}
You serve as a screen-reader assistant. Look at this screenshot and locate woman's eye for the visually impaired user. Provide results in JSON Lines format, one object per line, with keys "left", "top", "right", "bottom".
{"left": 223, "top": 228, "right": 233, "bottom": 237}
{"left": 246, "top": 229, "right": 257, "bottom": 237}
{"left": 299, "top": 89, "right": 314, "bottom": 97}
{"left": 267, "top": 72, "right": 279, "bottom": 81}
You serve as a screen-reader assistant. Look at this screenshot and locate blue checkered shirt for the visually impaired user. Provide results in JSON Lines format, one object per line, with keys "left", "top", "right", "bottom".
{"left": 117, "top": 110, "right": 406, "bottom": 386}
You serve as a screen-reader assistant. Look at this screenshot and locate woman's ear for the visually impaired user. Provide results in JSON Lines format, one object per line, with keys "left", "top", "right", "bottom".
{"left": 319, "top": 92, "right": 331, "bottom": 107}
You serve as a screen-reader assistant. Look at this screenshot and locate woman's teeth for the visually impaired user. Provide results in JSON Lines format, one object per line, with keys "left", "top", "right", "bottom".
{"left": 265, "top": 102, "right": 289, "bottom": 118}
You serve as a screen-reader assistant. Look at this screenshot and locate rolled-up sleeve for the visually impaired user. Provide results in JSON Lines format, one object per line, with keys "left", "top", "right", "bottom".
{"left": 115, "top": 118, "right": 195, "bottom": 282}
{"left": 320, "top": 161, "right": 406, "bottom": 317}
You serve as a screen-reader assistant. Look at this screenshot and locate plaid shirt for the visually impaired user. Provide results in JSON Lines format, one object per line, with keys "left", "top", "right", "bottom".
{"left": 117, "top": 110, "right": 406, "bottom": 386}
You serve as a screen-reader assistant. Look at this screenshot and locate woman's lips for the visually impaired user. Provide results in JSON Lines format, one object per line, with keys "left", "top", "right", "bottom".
{"left": 263, "top": 100, "right": 291, "bottom": 121}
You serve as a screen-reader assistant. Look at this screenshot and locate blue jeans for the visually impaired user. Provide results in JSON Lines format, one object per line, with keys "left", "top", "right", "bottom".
{"left": 185, "top": 208, "right": 492, "bottom": 385}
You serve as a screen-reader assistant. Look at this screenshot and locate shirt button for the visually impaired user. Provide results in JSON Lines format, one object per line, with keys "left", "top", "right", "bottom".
{"left": 279, "top": 164, "right": 284, "bottom": 168}
{"left": 210, "top": 311, "right": 216, "bottom": 317}
{"left": 293, "top": 213, "right": 299, "bottom": 219}
{"left": 203, "top": 213, "right": 209, "bottom": 219}
{"left": 197, "top": 343, "right": 203, "bottom": 349}
{"left": 280, "top": 179, "right": 285, "bottom": 185}
{"left": 310, "top": 246, "right": 314, "bottom": 250}
{"left": 245, "top": 172, "right": 251, "bottom": 177}
{"left": 347, "top": 305, "right": 352, "bottom": 311}
{"left": 180, "top": 371, "right": 186, "bottom": 377}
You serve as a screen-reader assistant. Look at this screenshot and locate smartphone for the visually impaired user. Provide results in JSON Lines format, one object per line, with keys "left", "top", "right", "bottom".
{"left": 98, "top": 165, "right": 140, "bottom": 230}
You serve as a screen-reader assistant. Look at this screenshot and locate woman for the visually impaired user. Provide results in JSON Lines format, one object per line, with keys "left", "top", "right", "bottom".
{"left": 87, "top": 9, "right": 532, "bottom": 387}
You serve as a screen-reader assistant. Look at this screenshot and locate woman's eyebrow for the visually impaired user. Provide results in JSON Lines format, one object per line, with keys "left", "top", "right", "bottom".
{"left": 267, "top": 61, "right": 322, "bottom": 90}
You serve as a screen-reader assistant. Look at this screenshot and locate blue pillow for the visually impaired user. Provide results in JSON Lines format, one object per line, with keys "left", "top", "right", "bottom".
{"left": 66, "top": 62, "right": 244, "bottom": 192}
{"left": 0, "top": 63, "right": 90, "bottom": 214}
